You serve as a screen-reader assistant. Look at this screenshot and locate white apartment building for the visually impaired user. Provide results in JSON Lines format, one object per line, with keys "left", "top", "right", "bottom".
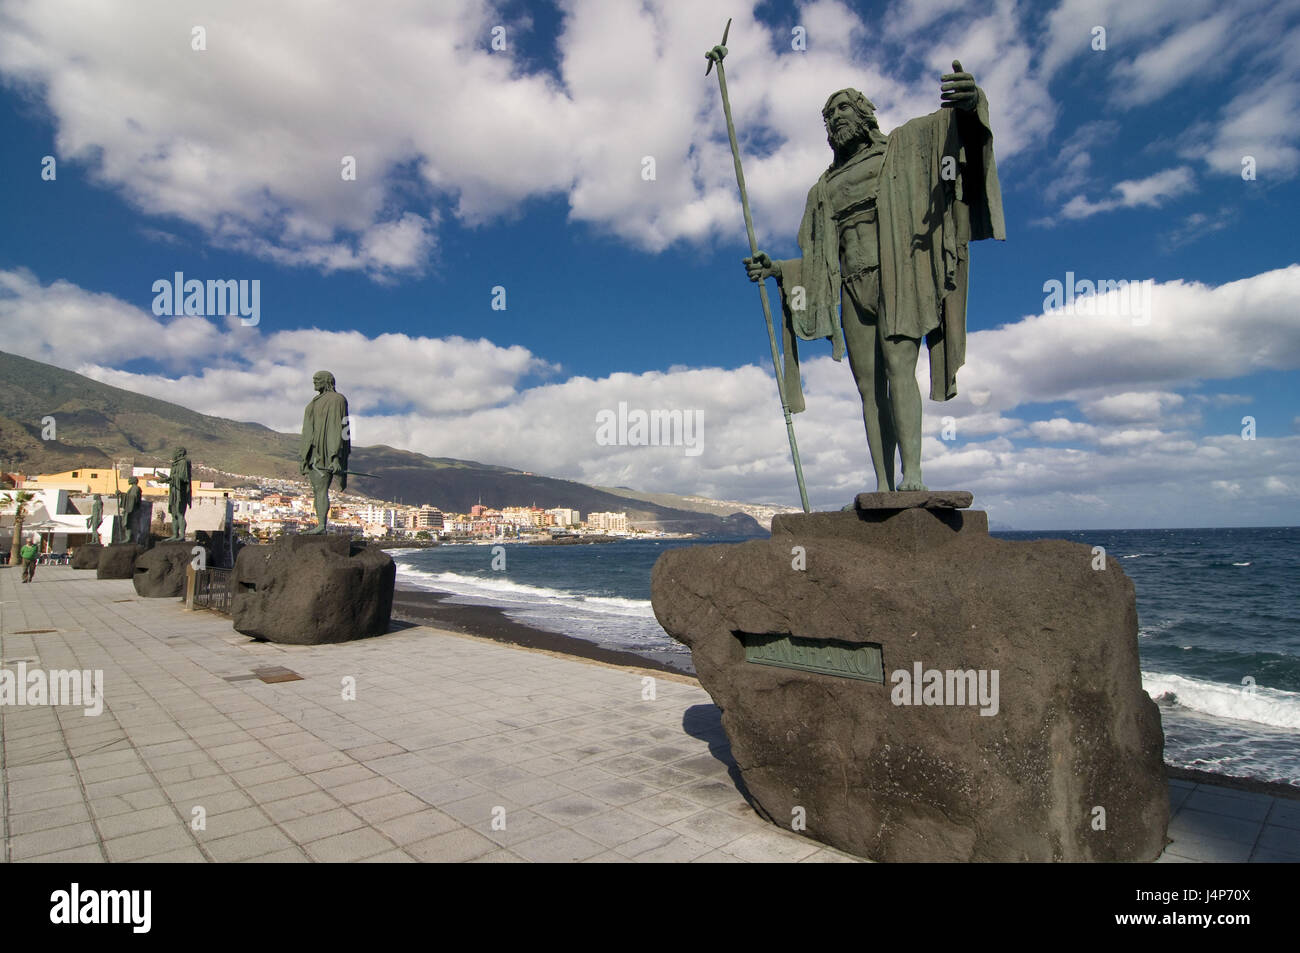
{"left": 355, "top": 504, "right": 400, "bottom": 527}
{"left": 500, "top": 506, "right": 542, "bottom": 528}
{"left": 411, "top": 505, "right": 444, "bottom": 529}
{"left": 586, "top": 511, "right": 629, "bottom": 533}
{"left": 546, "top": 508, "right": 580, "bottom": 527}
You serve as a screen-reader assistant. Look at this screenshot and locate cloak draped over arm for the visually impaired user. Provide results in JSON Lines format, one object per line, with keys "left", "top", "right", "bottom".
{"left": 301, "top": 393, "right": 351, "bottom": 491}
{"left": 171, "top": 460, "right": 191, "bottom": 510}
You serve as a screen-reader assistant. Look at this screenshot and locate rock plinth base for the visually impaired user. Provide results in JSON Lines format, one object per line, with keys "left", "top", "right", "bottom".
{"left": 133, "top": 541, "right": 198, "bottom": 598}
{"left": 72, "top": 544, "right": 103, "bottom": 570}
{"left": 231, "top": 535, "right": 395, "bottom": 645}
{"left": 650, "top": 492, "right": 1168, "bottom": 862}
{"left": 97, "top": 543, "right": 144, "bottom": 580}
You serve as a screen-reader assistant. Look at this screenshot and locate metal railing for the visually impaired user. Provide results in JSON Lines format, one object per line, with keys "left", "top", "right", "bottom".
{"left": 193, "top": 567, "right": 233, "bottom": 614}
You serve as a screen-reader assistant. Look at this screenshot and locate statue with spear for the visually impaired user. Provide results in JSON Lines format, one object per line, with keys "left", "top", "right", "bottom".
{"left": 707, "top": 20, "right": 1005, "bottom": 496}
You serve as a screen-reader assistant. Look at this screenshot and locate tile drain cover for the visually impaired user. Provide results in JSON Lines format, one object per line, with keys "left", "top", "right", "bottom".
{"left": 252, "top": 666, "right": 304, "bottom": 683}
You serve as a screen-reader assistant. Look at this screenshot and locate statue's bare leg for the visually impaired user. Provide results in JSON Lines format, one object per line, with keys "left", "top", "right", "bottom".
{"left": 303, "top": 468, "right": 331, "bottom": 534}
{"left": 880, "top": 332, "right": 926, "bottom": 491}
{"left": 841, "top": 287, "right": 896, "bottom": 491}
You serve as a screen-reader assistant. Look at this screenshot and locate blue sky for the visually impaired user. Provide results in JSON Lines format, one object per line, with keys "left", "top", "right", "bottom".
{"left": 0, "top": 0, "right": 1297, "bottom": 529}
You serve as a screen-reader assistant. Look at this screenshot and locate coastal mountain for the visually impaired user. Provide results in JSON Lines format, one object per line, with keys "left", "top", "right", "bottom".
{"left": 0, "top": 350, "right": 764, "bottom": 535}
{"left": 595, "top": 486, "right": 802, "bottom": 531}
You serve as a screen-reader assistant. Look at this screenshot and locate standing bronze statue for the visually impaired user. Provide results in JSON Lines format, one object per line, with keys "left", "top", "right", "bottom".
{"left": 162, "top": 448, "right": 191, "bottom": 540}
{"left": 300, "top": 370, "right": 350, "bottom": 535}
{"left": 88, "top": 494, "right": 102, "bottom": 538}
{"left": 121, "top": 476, "right": 143, "bottom": 544}
{"left": 744, "top": 62, "right": 1005, "bottom": 492}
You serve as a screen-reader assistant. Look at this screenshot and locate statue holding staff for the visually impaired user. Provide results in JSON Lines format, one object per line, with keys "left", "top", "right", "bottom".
{"left": 163, "top": 447, "right": 191, "bottom": 540}
{"left": 742, "top": 58, "right": 1005, "bottom": 492}
{"left": 121, "top": 477, "right": 143, "bottom": 544}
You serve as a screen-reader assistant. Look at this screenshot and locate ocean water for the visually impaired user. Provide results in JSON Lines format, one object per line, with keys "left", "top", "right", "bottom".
{"left": 390, "top": 526, "right": 1300, "bottom": 786}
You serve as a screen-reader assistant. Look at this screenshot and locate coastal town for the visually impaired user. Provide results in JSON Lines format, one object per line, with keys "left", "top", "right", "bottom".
{"left": 1, "top": 462, "right": 649, "bottom": 557}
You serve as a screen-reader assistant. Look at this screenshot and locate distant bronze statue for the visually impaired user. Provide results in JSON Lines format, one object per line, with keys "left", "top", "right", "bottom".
{"left": 300, "top": 371, "right": 350, "bottom": 535}
{"left": 743, "top": 62, "right": 1005, "bottom": 492}
{"left": 121, "top": 476, "right": 143, "bottom": 544}
{"left": 88, "top": 494, "right": 102, "bottom": 537}
{"left": 162, "top": 448, "right": 191, "bottom": 540}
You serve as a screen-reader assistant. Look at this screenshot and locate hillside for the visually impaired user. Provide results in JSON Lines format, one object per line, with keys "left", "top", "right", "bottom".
{"left": 0, "top": 351, "right": 764, "bottom": 535}
{"left": 594, "top": 485, "right": 802, "bottom": 531}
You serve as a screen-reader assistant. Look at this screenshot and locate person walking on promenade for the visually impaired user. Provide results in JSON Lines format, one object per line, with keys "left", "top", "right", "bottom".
{"left": 20, "top": 536, "right": 39, "bottom": 583}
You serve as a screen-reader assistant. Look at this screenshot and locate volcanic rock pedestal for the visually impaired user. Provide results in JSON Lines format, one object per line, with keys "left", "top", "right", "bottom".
{"left": 650, "top": 491, "right": 1168, "bottom": 862}
{"left": 96, "top": 543, "right": 144, "bottom": 580}
{"left": 72, "top": 543, "right": 104, "bottom": 569}
{"left": 231, "top": 535, "right": 395, "bottom": 645}
{"left": 133, "top": 540, "right": 198, "bottom": 598}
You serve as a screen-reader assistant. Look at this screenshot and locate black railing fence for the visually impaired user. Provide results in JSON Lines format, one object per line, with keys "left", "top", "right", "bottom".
{"left": 193, "top": 567, "right": 233, "bottom": 614}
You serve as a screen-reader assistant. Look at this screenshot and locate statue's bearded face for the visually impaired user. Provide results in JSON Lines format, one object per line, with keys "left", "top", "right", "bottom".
{"left": 823, "top": 92, "right": 877, "bottom": 155}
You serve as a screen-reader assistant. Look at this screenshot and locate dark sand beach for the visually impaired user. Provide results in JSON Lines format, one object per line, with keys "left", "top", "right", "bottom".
{"left": 391, "top": 585, "right": 694, "bottom": 677}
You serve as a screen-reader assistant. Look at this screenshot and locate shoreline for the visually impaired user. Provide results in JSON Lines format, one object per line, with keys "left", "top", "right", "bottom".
{"left": 390, "top": 585, "right": 1300, "bottom": 803}
{"left": 391, "top": 584, "right": 694, "bottom": 677}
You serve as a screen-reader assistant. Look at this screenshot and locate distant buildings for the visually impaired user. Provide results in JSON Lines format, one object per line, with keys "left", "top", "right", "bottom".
{"left": 10, "top": 463, "right": 638, "bottom": 543}
{"left": 25, "top": 465, "right": 231, "bottom": 502}
{"left": 355, "top": 504, "right": 400, "bottom": 528}
{"left": 409, "top": 505, "right": 444, "bottom": 530}
{"left": 586, "top": 511, "right": 629, "bottom": 533}
{"left": 547, "top": 508, "right": 580, "bottom": 527}
{"left": 1, "top": 488, "right": 104, "bottom": 553}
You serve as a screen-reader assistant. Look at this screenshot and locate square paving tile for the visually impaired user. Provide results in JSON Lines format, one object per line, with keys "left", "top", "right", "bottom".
{"left": 406, "top": 828, "right": 497, "bottom": 862}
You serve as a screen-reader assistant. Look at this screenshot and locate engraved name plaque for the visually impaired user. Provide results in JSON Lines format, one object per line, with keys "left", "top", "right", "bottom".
{"left": 739, "top": 632, "right": 884, "bottom": 683}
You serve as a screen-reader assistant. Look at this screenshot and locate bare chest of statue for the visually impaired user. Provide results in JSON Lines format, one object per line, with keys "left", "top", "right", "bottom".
{"left": 827, "top": 140, "right": 887, "bottom": 277}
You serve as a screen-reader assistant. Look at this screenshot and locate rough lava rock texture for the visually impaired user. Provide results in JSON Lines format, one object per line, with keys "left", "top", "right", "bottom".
{"left": 133, "top": 540, "right": 198, "bottom": 598}
{"left": 72, "top": 543, "right": 103, "bottom": 569}
{"left": 96, "top": 543, "right": 144, "bottom": 580}
{"left": 231, "top": 535, "right": 396, "bottom": 645}
{"left": 651, "top": 500, "right": 1168, "bottom": 862}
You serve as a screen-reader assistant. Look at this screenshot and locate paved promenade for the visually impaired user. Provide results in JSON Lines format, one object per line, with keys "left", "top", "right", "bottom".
{"left": 2, "top": 566, "right": 1297, "bottom": 863}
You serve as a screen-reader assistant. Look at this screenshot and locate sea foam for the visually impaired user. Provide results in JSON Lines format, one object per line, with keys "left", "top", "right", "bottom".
{"left": 1143, "top": 671, "right": 1300, "bottom": 730}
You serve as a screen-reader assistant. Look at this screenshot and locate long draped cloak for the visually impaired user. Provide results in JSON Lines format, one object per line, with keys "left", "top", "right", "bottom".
{"left": 300, "top": 391, "right": 351, "bottom": 491}
{"left": 169, "top": 458, "right": 191, "bottom": 511}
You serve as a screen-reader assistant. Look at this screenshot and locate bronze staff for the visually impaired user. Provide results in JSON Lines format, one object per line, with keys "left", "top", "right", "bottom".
{"left": 705, "top": 18, "right": 810, "bottom": 513}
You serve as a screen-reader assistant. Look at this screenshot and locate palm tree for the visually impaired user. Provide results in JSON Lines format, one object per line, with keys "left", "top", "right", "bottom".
{"left": 2, "top": 491, "right": 36, "bottom": 564}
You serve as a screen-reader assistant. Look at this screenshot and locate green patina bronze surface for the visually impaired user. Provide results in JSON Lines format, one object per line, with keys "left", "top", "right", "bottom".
{"left": 743, "top": 58, "right": 1006, "bottom": 493}
{"left": 739, "top": 632, "right": 883, "bottom": 683}
{"left": 164, "top": 447, "right": 191, "bottom": 541}
{"left": 299, "top": 370, "right": 350, "bottom": 535}
{"left": 120, "top": 477, "right": 142, "bottom": 544}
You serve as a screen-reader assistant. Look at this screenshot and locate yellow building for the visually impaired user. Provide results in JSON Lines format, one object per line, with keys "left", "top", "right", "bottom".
{"left": 23, "top": 466, "right": 122, "bottom": 495}
{"left": 27, "top": 465, "right": 233, "bottom": 501}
